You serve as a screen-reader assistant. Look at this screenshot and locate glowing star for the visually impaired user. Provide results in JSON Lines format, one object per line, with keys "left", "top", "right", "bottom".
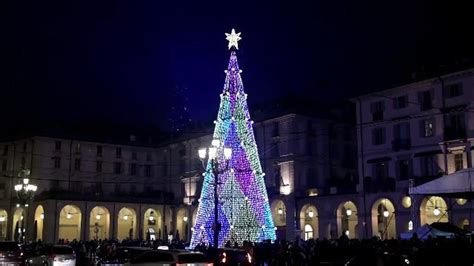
{"left": 225, "top": 28, "right": 242, "bottom": 50}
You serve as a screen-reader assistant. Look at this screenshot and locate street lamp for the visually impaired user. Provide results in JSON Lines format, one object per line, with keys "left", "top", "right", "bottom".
{"left": 14, "top": 169, "right": 37, "bottom": 206}
{"left": 345, "top": 208, "right": 352, "bottom": 217}
{"left": 13, "top": 169, "right": 37, "bottom": 242}
{"left": 198, "top": 138, "right": 232, "bottom": 248}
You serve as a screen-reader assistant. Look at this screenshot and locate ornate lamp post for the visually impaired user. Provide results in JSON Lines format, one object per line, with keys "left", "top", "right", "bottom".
{"left": 13, "top": 169, "right": 37, "bottom": 241}
{"left": 14, "top": 169, "right": 37, "bottom": 207}
{"left": 198, "top": 139, "right": 232, "bottom": 248}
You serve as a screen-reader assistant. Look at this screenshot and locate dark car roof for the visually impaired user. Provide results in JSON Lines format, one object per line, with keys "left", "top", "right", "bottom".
{"left": 119, "top": 246, "right": 151, "bottom": 250}
{"left": 219, "top": 248, "right": 247, "bottom": 253}
{"left": 0, "top": 242, "right": 20, "bottom": 250}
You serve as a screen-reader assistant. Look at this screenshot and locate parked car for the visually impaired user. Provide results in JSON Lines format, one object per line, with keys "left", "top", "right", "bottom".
{"left": 0, "top": 241, "right": 24, "bottom": 265}
{"left": 125, "top": 250, "right": 212, "bottom": 266}
{"left": 96, "top": 246, "right": 151, "bottom": 266}
{"left": 26, "top": 245, "right": 75, "bottom": 266}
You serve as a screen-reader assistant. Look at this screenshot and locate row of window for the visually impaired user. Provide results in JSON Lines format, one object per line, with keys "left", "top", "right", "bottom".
{"left": 54, "top": 141, "right": 153, "bottom": 161}
{"left": 267, "top": 120, "right": 329, "bottom": 138}
{"left": 2, "top": 145, "right": 8, "bottom": 156}
{"left": 66, "top": 181, "right": 156, "bottom": 195}
{"left": 0, "top": 142, "right": 28, "bottom": 156}
{"left": 52, "top": 157, "right": 153, "bottom": 176}
{"left": 371, "top": 153, "right": 465, "bottom": 180}
{"left": 372, "top": 112, "right": 466, "bottom": 146}
{"left": 1, "top": 157, "right": 27, "bottom": 172}
{"left": 370, "top": 83, "right": 464, "bottom": 122}
{"left": 372, "top": 119, "right": 435, "bottom": 145}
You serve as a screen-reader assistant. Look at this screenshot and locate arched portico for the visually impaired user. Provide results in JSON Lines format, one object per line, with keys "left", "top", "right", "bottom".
{"left": 299, "top": 204, "right": 319, "bottom": 240}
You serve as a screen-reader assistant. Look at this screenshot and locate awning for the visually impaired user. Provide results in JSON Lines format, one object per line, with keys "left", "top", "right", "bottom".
{"left": 414, "top": 150, "right": 443, "bottom": 157}
{"left": 400, "top": 223, "right": 468, "bottom": 240}
{"left": 409, "top": 168, "right": 474, "bottom": 198}
{"left": 367, "top": 157, "right": 392, "bottom": 164}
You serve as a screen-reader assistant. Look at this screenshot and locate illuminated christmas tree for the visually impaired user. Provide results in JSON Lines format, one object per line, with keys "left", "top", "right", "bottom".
{"left": 190, "top": 29, "right": 276, "bottom": 248}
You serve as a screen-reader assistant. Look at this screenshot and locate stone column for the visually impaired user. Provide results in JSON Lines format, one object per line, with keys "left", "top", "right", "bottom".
{"left": 284, "top": 196, "right": 296, "bottom": 241}
{"left": 42, "top": 200, "right": 58, "bottom": 243}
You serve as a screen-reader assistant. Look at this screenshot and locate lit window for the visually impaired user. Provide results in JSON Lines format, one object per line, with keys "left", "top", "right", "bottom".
{"left": 454, "top": 153, "right": 464, "bottom": 171}
{"left": 422, "top": 119, "right": 434, "bottom": 137}
{"left": 304, "top": 224, "right": 313, "bottom": 240}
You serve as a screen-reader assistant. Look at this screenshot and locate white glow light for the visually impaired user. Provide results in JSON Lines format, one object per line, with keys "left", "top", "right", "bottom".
{"left": 224, "top": 148, "right": 232, "bottom": 160}
{"left": 346, "top": 209, "right": 352, "bottom": 217}
{"left": 225, "top": 28, "right": 242, "bottom": 50}
{"left": 211, "top": 139, "right": 221, "bottom": 147}
{"left": 198, "top": 148, "right": 207, "bottom": 159}
{"left": 208, "top": 147, "right": 217, "bottom": 159}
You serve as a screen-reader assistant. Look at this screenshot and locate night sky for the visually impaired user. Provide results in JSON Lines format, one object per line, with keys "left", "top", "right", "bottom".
{"left": 3, "top": 1, "right": 473, "bottom": 131}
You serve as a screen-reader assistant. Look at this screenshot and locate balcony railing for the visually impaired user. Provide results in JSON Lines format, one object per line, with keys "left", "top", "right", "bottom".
{"left": 36, "top": 188, "right": 175, "bottom": 203}
{"left": 363, "top": 176, "right": 396, "bottom": 193}
{"left": 392, "top": 139, "right": 411, "bottom": 151}
{"left": 420, "top": 102, "right": 433, "bottom": 111}
{"left": 444, "top": 127, "right": 466, "bottom": 141}
{"left": 372, "top": 111, "right": 384, "bottom": 121}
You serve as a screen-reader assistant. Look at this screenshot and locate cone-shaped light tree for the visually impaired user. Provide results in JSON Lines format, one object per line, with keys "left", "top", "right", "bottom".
{"left": 190, "top": 29, "right": 276, "bottom": 248}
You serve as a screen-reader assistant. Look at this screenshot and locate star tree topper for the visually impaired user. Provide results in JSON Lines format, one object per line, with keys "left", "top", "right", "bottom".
{"left": 225, "top": 28, "right": 242, "bottom": 50}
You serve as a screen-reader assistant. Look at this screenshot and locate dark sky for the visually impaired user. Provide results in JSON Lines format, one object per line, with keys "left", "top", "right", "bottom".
{"left": 3, "top": 1, "right": 473, "bottom": 131}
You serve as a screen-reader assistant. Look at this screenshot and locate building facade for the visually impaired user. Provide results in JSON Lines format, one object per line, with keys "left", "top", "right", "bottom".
{"left": 351, "top": 68, "right": 474, "bottom": 239}
{"left": 0, "top": 109, "right": 357, "bottom": 243}
{"left": 0, "top": 136, "right": 199, "bottom": 243}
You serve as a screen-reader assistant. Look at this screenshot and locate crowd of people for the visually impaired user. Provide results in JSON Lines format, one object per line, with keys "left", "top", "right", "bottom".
{"left": 20, "top": 233, "right": 474, "bottom": 265}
